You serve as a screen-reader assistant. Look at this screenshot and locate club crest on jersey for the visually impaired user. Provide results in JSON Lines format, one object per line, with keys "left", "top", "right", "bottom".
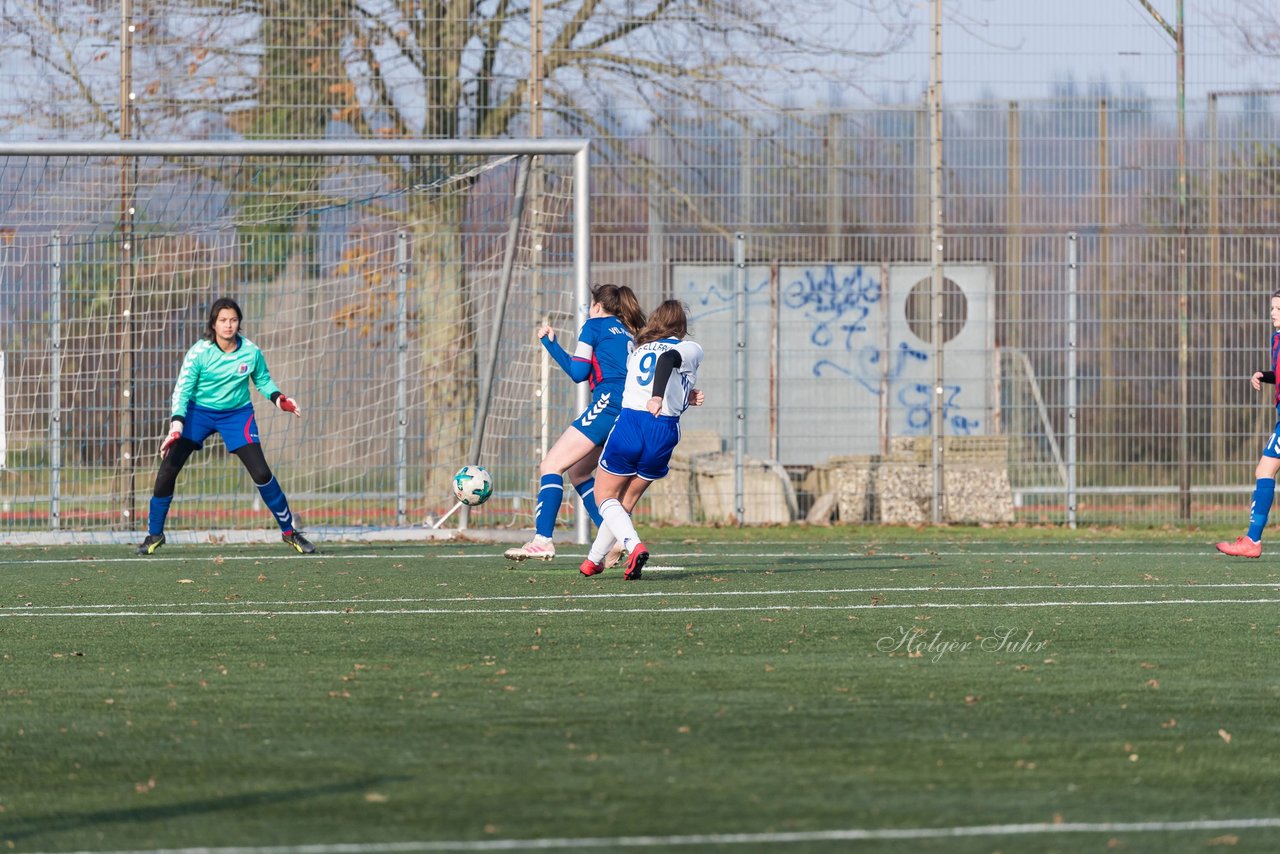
{"left": 237, "top": 363, "right": 250, "bottom": 375}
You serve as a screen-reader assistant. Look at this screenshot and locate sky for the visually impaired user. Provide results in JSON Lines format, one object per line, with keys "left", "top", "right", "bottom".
{"left": 840, "top": 0, "right": 1278, "bottom": 109}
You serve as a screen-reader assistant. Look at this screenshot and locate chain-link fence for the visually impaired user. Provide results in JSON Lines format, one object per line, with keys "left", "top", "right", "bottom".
{"left": 2, "top": 3, "right": 1279, "bottom": 535}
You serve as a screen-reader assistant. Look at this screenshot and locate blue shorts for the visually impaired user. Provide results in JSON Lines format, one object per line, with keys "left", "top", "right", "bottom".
{"left": 182, "top": 403, "right": 260, "bottom": 453}
{"left": 1265, "top": 406, "right": 1280, "bottom": 459}
{"left": 571, "top": 385, "right": 623, "bottom": 446}
{"left": 599, "top": 407, "right": 681, "bottom": 481}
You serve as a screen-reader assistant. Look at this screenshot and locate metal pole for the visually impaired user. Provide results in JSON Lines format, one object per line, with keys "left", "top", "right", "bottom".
{"left": 769, "top": 260, "right": 780, "bottom": 462}
{"left": 50, "top": 233, "right": 63, "bottom": 530}
{"left": 116, "top": 0, "right": 138, "bottom": 531}
{"left": 394, "top": 232, "right": 409, "bottom": 527}
{"left": 1136, "top": 0, "right": 1189, "bottom": 518}
{"left": 1175, "top": 0, "right": 1190, "bottom": 520}
{"left": 826, "top": 113, "right": 842, "bottom": 261}
{"left": 928, "top": 0, "right": 946, "bottom": 524}
{"left": 1007, "top": 102, "right": 1022, "bottom": 353}
{"left": 1067, "top": 233, "right": 1079, "bottom": 529}
{"left": 1208, "top": 93, "right": 1223, "bottom": 480}
{"left": 572, "top": 145, "right": 592, "bottom": 544}
{"left": 734, "top": 234, "right": 748, "bottom": 526}
{"left": 467, "top": 156, "right": 532, "bottom": 468}
{"left": 1098, "top": 98, "right": 1115, "bottom": 470}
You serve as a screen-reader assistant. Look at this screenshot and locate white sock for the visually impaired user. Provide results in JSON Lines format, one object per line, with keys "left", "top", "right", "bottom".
{"left": 599, "top": 498, "right": 639, "bottom": 552}
{"left": 587, "top": 525, "right": 616, "bottom": 564}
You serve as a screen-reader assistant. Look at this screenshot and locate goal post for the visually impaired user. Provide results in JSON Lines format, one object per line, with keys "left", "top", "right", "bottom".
{"left": 0, "top": 139, "right": 591, "bottom": 544}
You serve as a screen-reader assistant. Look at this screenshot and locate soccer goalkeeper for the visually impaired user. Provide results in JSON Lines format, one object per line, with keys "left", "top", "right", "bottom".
{"left": 136, "top": 297, "right": 315, "bottom": 556}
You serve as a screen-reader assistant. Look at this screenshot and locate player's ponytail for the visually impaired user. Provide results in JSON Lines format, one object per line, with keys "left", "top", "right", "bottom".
{"left": 591, "top": 283, "right": 646, "bottom": 335}
{"left": 635, "top": 299, "right": 689, "bottom": 346}
{"left": 203, "top": 297, "right": 244, "bottom": 341}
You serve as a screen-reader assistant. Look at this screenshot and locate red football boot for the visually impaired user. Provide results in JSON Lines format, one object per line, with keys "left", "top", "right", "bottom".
{"left": 1215, "top": 536, "right": 1262, "bottom": 558}
{"left": 624, "top": 542, "right": 649, "bottom": 580}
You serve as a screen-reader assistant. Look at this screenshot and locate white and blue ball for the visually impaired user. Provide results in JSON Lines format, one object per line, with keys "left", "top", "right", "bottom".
{"left": 452, "top": 465, "right": 494, "bottom": 506}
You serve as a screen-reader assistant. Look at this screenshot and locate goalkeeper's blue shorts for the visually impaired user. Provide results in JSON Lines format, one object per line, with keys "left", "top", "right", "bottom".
{"left": 570, "top": 383, "right": 623, "bottom": 445}
{"left": 599, "top": 407, "right": 681, "bottom": 481}
{"left": 181, "top": 402, "right": 260, "bottom": 453}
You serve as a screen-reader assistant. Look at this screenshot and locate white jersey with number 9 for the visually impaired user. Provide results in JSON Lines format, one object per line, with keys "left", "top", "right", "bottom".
{"left": 620, "top": 337, "right": 704, "bottom": 417}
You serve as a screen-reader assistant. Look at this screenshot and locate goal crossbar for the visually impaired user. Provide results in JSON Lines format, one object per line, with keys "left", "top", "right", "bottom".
{"left": 0, "top": 139, "right": 592, "bottom": 545}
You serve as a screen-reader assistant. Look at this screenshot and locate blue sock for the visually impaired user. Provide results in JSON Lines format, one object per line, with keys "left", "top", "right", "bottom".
{"left": 147, "top": 495, "right": 173, "bottom": 537}
{"left": 1247, "top": 477, "right": 1275, "bottom": 542}
{"left": 256, "top": 477, "right": 295, "bottom": 533}
{"left": 574, "top": 477, "right": 604, "bottom": 528}
{"left": 535, "top": 474, "right": 563, "bottom": 538}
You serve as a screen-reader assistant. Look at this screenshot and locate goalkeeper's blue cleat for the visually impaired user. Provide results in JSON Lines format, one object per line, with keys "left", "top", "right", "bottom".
{"left": 136, "top": 534, "right": 166, "bottom": 556}
{"left": 282, "top": 531, "right": 317, "bottom": 554}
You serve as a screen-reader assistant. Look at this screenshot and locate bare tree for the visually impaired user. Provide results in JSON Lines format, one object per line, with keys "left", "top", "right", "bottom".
{"left": 0, "top": 0, "right": 916, "bottom": 494}
{"left": 1218, "top": 0, "right": 1280, "bottom": 56}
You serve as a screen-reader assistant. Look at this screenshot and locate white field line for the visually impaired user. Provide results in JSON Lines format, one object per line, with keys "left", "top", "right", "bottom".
{"left": 452, "top": 550, "right": 1280, "bottom": 559}
{"left": 0, "top": 548, "right": 1258, "bottom": 567}
{"left": 0, "top": 553, "right": 428, "bottom": 566}
{"left": 4, "top": 580, "right": 1279, "bottom": 614}
{"left": 19, "top": 817, "right": 1280, "bottom": 853}
{"left": 4, "top": 597, "right": 1280, "bottom": 618}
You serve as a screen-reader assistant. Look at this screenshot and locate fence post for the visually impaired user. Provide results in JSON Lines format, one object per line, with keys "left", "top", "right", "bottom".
{"left": 50, "top": 233, "right": 62, "bottom": 530}
{"left": 395, "top": 231, "right": 409, "bottom": 527}
{"left": 734, "top": 233, "right": 747, "bottom": 526}
{"left": 1067, "top": 233, "right": 1079, "bottom": 529}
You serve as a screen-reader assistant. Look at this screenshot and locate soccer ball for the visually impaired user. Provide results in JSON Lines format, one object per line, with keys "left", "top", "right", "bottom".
{"left": 452, "top": 465, "right": 494, "bottom": 506}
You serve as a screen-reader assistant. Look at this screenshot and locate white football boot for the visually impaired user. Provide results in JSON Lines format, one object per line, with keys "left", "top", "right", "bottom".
{"left": 504, "top": 536, "right": 556, "bottom": 562}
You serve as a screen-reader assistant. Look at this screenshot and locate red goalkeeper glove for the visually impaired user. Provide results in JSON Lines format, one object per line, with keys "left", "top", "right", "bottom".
{"left": 276, "top": 394, "right": 302, "bottom": 417}
{"left": 159, "top": 420, "right": 183, "bottom": 459}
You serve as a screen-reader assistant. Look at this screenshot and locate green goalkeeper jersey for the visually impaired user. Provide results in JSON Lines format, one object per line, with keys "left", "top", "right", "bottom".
{"left": 170, "top": 336, "right": 281, "bottom": 419}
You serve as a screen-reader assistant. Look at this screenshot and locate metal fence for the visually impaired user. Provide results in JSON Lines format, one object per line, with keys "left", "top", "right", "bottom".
{"left": 2, "top": 3, "right": 1279, "bottom": 535}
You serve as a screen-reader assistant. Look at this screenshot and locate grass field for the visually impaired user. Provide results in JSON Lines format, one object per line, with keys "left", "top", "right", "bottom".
{"left": 2, "top": 526, "right": 1279, "bottom": 853}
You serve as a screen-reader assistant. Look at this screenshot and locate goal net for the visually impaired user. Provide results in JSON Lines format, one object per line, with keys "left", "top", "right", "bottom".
{"left": 0, "top": 140, "right": 590, "bottom": 542}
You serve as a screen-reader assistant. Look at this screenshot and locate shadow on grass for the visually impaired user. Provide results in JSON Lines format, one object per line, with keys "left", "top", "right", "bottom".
{"left": 512, "top": 555, "right": 952, "bottom": 581}
{"left": 5, "top": 774, "right": 413, "bottom": 844}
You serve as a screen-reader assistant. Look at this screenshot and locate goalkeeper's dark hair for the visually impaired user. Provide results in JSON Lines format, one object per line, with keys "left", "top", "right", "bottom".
{"left": 592, "top": 283, "right": 646, "bottom": 336}
{"left": 203, "top": 297, "right": 244, "bottom": 341}
{"left": 635, "top": 299, "right": 689, "bottom": 346}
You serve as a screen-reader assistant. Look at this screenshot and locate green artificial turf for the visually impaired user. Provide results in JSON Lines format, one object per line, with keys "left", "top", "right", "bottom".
{"left": 1, "top": 528, "right": 1278, "bottom": 853}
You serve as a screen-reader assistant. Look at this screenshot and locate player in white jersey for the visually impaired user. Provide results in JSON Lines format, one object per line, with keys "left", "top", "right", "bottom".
{"left": 580, "top": 299, "right": 705, "bottom": 580}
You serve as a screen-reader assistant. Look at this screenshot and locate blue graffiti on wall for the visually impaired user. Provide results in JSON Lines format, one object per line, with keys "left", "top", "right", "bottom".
{"left": 679, "top": 263, "right": 981, "bottom": 437}
{"left": 789, "top": 267, "right": 978, "bottom": 435}
{"left": 684, "top": 271, "right": 772, "bottom": 322}
{"left": 813, "top": 341, "right": 928, "bottom": 395}
{"left": 898, "top": 383, "right": 981, "bottom": 435}
{"left": 783, "top": 265, "right": 879, "bottom": 347}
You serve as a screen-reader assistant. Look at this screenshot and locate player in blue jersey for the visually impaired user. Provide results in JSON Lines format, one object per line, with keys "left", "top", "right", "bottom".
{"left": 579, "top": 299, "right": 705, "bottom": 580}
{"left": 504, "top": 284, "right": 646, "bottom": 562}
{"left": 136, "top": 297, "right": 315, "bottom": 556}
{"left": 1217, "top": 289, "right": 1280, "bottom": 558}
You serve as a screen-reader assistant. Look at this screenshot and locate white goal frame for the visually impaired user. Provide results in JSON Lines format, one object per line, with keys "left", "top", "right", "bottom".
{"left": 0, "top": 139, "right": 592, "bottom": 546}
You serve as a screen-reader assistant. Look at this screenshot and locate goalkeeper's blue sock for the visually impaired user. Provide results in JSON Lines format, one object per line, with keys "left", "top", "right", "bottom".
{"left": 1247, "top": 477, "right": 1275, "bottom": 542}
{"left": 535, "top": 474, "right": 563, "bottom": 539}
{"left": 256, "top": 477, "right": 295, "bottom": 533}
{"left": 147, "top": 495, "right": 173, "bottom": 536}
{"left": 574, "top": 476, "right": 604, "bottom": 528}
